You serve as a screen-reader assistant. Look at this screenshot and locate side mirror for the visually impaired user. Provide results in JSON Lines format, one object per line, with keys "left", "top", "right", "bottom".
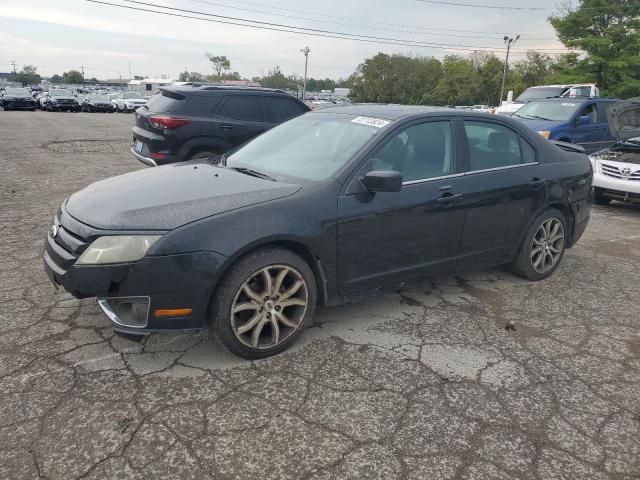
{"left": 361, "top": 170, "right": 403, "bottom": 193}
{"left": 577, "top": 115, "right": 591, "bottom": 125}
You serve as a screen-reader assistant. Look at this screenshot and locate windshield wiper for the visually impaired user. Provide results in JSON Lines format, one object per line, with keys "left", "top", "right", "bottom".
{"left": 230, "top": 167, "right": 277, "bottom": 182}
{"left": 517, "top": 114, "right": 553, "bottom": 121}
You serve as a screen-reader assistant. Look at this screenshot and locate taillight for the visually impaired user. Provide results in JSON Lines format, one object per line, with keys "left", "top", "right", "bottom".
{"left": 148, "top": 116, "right": 191, "bottom": 129}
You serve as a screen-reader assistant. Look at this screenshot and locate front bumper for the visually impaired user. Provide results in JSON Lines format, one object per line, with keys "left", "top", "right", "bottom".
{"left": 50, "top": 103, "right": 80, "bottom": 111}
{"left": 43, "top": 220, "right": 228, "bottom": 333}
{"left": 593, "top": 172, "right": 640, "bottom": 196}
{"left": 3, "top": 100, "right": 36, "bottom": 109}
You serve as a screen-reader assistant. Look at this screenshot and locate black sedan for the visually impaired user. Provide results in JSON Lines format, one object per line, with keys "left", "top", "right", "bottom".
{"left": 43, "top": 105, "right": 593, "bottom": 358}
{"left": 81, "top": 94, "right": 116, "bottom": 112}
{"left": 1, "top": 87, "right": 36, "bottom": 110}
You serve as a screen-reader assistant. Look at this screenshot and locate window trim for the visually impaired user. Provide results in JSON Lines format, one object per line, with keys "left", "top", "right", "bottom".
{"left": 462, "top": 161, "right": 539, "bottom": 176}
{"left": 215, "top": 94, "right": 268, "bottom": 122}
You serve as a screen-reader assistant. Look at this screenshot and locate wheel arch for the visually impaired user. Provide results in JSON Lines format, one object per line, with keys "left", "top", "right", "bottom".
{"left": 205, "top": 238, "right": 330, "bottom": 325}
{"left": 178, "top": 137, "right": 232, "bottom": 162}
{"left": 518, "top": 202, "right": 575, "bottom": 252}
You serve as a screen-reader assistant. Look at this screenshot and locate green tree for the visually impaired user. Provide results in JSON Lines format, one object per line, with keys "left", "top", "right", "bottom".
{"left": 205, "top": 54, "right": 231, "bottom": 82}
{"left": 471, "top": 52, "right": 506, "bottom": 105}
{"left": 429, "top": 56, "right": 481, "bottom": 106}
{"left": 258, "top": 66, "right": 297, "bottom": 90}
{"left": 49, "top": 74, "right": 63, "bottom": 84}
{"left": 12, "top": 65, "right": 41, "bottom": 86}
{"left": 179, "top": 70, "right": 207, "bottom": 82}
{"left": 549, "top": 0, "right": 640, "bottom": 96}
{"left": 63, "top": 70, "right": 84, "bottom": 84}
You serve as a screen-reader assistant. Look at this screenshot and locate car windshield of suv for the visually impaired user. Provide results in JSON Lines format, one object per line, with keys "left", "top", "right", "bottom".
{"left": 124, "top": 93, "right": 143, "bottom": 99}
{"left": 516, "top": 87, "right": 565, "bottom": 102}
{"left": 514, "top": 101, "right": 581, "bottom": 122}
{"left": 90, "top": 95, "right": 109, "bottom": 102}
{"left": 51, "top": 90, "right": 73, "bottom": 97}
{"left": 4, "top": 88, "right": 29, "bottom": 96}
{"left": 226, "top": 113, "right": 381, "bottom": 182}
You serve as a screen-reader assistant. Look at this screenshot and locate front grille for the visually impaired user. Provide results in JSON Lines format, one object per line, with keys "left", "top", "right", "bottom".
{"left": 45, "top": 215, "right": 90, "bottom": 273}
{"left": 601, "top": 163, "right": 640, "bottom": 181}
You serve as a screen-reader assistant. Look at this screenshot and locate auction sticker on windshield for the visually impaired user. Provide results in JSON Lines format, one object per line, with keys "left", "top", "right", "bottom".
{"left": 351, "top": 116, "right": 391, "bottom": 128}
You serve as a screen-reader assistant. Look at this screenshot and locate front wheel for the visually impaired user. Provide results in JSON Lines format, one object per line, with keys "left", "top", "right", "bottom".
{"left": 212, "top": 247, "right": 317, "bottom": 359}
{"left": 512, "top": 208, "right": 568, "bottom": 281}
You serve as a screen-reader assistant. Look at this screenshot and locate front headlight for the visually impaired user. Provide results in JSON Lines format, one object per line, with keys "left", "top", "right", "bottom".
{"left": 538, "top": 131, "right": 551, "bottom": 139}
{"left": 77, "top": 235, "right": 161, "bottom": 265}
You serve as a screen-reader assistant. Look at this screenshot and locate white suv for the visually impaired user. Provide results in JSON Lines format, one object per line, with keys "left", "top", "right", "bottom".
{"left": 111, "top": 92, "right": 148, "bottom": 112}
{"left": 589, "top": 98, "right": 640, "bottom": 205}
{"left": 495, "top": 84, "right": 600, "bottom": 116}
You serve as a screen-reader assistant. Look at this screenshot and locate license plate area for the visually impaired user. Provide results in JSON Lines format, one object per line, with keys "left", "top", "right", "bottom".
{"left": 134, "top": 140, "right": 144, "bottom": 153}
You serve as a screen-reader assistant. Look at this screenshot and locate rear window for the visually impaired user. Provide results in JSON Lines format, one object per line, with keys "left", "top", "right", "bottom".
{"left": 218, "top": 95, "right": 266, "bottom": 121}
{"left": 145, "top": 90, "right": 185, "bottom": 112}
{"left": 266, "top": 96, "right": 307, "bottom": 122}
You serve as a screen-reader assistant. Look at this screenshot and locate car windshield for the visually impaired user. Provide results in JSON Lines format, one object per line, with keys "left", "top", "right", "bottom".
{"left": 124, "top": 93, "right": 143, "bottom": 99}
{"left": 4, "top": 88, "right": 29, "bottom": 96}
{"left": 226, "top": 113, "right": 382, "bottom": 182}
{"left": 514, "top": 101, "right": 581, "bottom": 122}
{"left": 90, "top": 95, "right": 109, "bottom": 102}
{"left": 516, "top": 87, "right": 565, "bottom": 102}
{"left": 51, "top": 90, "right": 73, "bottom": 96}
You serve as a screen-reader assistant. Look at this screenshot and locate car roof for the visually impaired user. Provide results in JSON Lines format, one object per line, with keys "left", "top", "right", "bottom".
{"left": 165, "top": 85, "right": 287, "bottom": 95}
{"left": 315, "top": 104, "right": 452, "bottom": 120}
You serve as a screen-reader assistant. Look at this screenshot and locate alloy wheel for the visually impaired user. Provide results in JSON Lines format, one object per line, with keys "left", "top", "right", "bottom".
{"left": 531, "top": 217, "right": 565, "bottom": 274}
{"left": 230, "top": 265, "right": 308, "bottom": 350}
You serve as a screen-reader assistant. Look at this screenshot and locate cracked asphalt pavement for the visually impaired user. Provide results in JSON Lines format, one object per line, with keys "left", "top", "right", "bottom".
{"left": 1, "top": 111, "right": 639, "bottom": 479}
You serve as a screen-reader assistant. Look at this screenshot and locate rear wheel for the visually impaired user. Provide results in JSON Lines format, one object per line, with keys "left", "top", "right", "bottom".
{"left": 512, "top": 208, "right": 568, "bottom": 281}
{"left": 212, "top": 247, "right": 317, "bottom": 359}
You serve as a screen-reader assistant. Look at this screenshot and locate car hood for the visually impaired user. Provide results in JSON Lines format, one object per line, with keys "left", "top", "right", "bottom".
{"left": 514, "top": 118, "right": 566, "bottom": 132}
{"left": 65, "top": 162, "right": 301, "bottom": 230}
{"left": 51, "top": 96, "right": 76, "bottom": 101}
{"left": 607, "top": 97, "right": 640, "bottom": 142}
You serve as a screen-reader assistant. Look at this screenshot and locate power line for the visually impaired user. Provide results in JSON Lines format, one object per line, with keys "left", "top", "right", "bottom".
{"left": 219, "top": 0, "right": 545, "bottom": 36}
{"left": 85, "top": 0, "right": 570, "bottom": 53}
{"left": 186, "top": 0, "right": 548, "bottom": 40}
{"left": 415, "top": 0, "right": 640, "bottom": 11}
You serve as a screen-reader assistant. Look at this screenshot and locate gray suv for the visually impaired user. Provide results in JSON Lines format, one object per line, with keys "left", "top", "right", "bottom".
{"left": 131, "top": 85, "right": 310, "bottom": 166}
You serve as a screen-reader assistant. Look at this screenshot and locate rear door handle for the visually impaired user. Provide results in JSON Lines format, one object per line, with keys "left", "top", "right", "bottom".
{"left": 437, "top": 193, "right": 463, "bottom": 206}
{"left": 528, "top": 178, "right": 547, "bottom": 189}
{"left": 219, "top": 124, "right": 233, "bottom": 130}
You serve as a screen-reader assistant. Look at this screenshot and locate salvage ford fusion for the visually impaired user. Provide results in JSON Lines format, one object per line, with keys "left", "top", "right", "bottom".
{"left": 44, "top": 105, "right": 593, "bottom": 358}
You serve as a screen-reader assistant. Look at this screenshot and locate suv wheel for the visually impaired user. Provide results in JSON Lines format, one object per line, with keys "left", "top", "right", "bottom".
{"left": 512, "top": 208, "right": 568, "bottom": 281}
{"left": 212, "top": 247, "right": 317, "bottom": 359}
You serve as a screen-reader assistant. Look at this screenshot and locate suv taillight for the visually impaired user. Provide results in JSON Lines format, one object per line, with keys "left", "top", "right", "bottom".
{"left": 149, "top": 116, "right": 191, "bottom": 129}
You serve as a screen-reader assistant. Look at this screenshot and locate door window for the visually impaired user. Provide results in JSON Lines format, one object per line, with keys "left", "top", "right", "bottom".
{"left": 371, "top": 121, "right": 454, "bottom": 182}
{"left": 463, "top": 121, "right": 522, "bottom": 171}
{"left": 266, "top": 97, "right": 307, "bottom": 122}
{"left": 576, "top": 104, "right": 597, "bottom": 123}
{"left": 218, "top": 96, "right": 266, "bottom": 121}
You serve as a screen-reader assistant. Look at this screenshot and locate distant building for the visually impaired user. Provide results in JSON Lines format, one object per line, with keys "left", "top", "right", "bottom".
{"left": 220, "top": 79, "right": 261, "bottom": 87}
{"left": 128, "top": 77, "right": 174, "bottom": 92}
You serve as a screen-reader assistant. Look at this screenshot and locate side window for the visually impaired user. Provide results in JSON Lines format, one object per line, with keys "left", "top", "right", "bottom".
{"left": 218, "top": 96, "right": 266, "bottom": 121}
{"left": 371, "top": 121, "right": 454, "bottom": 182}
{"left": 577, "top": 104, "right": 597, "bottom": 123}
{"left": 520, "top": 138, "right": 536, "bottom": 164}
{"left": 266, "top": 97, "right": 307, "bottom": 122}
{"left": 187, "top": 94, "right": 221, "bottom": 115}
{"left": 464, "top": 121, "right": 522, "bottom": 171}
{"left": 596, "top": 102, "right": 614, "bottom": 123}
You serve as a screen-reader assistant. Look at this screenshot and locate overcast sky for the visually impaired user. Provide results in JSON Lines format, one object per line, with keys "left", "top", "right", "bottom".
{"left": 1, "top": 0, "right": 570, "bottom": 80}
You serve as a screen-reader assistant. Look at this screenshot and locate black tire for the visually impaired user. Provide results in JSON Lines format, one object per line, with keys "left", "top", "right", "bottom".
{"left": 212, "top": 247, "right": 317, "bottom": 359}
{"left": 594, "top": 189, "right": 612, "bottom": 205}
{"left": 511, "top": 208, "right": 568, "bottom": 281}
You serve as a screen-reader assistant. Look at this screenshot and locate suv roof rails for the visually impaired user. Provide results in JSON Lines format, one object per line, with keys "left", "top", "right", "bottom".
{"left": 200, "top": 85, "right": 286, "bottom": 93}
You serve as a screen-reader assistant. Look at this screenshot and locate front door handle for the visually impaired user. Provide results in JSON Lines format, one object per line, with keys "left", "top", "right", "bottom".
{"left": 219, "top": 124, "right": 233, "bottom": 130}
{"left": 437, "top": 193, "right": 463, "bottom": 206}
{"left": 528, "top": 178, "right": 547, "bottom": 189}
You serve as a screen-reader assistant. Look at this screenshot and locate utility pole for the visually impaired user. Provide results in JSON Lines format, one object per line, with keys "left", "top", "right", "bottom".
{"left": 499, "top": 35, "right": 519, "bottom": 105}
{"left": 301, "top": 47, "right": 310, "bottom": 101}
{"left": 80, "top": 66, "right": 85, "bottom": 77}
{"left": 128, "top": 60, "right": 132, "bottom": 80}
{"left": 10, "top": 60, "right": 17, "bottom": 74}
